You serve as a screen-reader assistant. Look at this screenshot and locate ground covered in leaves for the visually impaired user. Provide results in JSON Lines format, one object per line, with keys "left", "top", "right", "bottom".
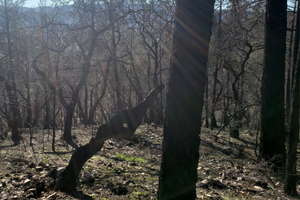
{"left": 0, "top": 124, "right": 299, "bottom": 199}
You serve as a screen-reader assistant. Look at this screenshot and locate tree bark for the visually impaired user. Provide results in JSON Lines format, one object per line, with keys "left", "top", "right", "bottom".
{"left": 260, "top": 0, "right": 287, "bottom": 169}
{"left": 54, "top": 84, "right": 164, "bottom": 192}
{"left": 87, "top": 59, "right": 110, "bottom": 126}
{"left": 286, "top": 0, "right": 297, "bottom": 123}
{"left": 284, "top": 40, "right": 299, "bottom": 198}
{"left": 210, "top": 0, "right": 222, "bottom": 131}
{"left": 158, "top": 0, "right": 215, "bottom": 199}
{"left": 284, "top": 0, "right": 299, "bottom": 196}
{"left": 205, "top": 68, "right": 209, "bottom": 128}
{"left": 5, "top": 83, "right": 21, "bottom": 145}
{"left": 210, "top": 64, "right": 219, "bottom": 130}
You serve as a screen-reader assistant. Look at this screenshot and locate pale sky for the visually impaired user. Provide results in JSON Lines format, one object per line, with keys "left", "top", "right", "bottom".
{"left": 24, "top": 0, "right": 40, "bottom": 7}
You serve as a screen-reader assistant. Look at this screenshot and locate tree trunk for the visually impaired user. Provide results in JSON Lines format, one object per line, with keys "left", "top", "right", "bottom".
{"left": 52, "top": 90, "right": 56, "bottom": 152}
{"left": 32, "top": 86, "right": 40, "bottom": 127}
{"left": 5, "top": 83, "right": 21, "bottom": 145}
{"left": 286, "top": 0, "right": 298, "bottom": 127}
{"left": 210, "top": 64, "right": 219, "bottom": 130}
{"left": 88, "top": 59, "right": 110, "bottom": 126}
{"left": 260, "top": 0, "right": 287, "bottom": 169}
{"left": 284, "top": 0, "right": 299, "bottom": 196}
{"left": 210, "top": 0, "right": 222, "bottom": 130}
{"left": 158, "top": 0, "right": 215, "bottom": 199}
{"left": 284, "top": 40, "right": 299, "bottom": 198}
{"left": 54, "top": 84, "right": 164, "bottom": 192}
{"left": 25, "top": 68, "right": 32, "bottom": 128}
{"left": 84, "top": 83, "right": 88, "bottom": 127}
{"left": 205, "top": 68, "right": 209, "bottom": 128}
{"left": 2, "top": 92, "right": 12, "bottom": 129}
{"left": 43, "top": 84, "right": 51, "bottom": 129}
{"left": 108, "top": 5, "right": 122, "bottom": 111}
{"left": 63, "top": 103, "right": 78, "bottom": 149}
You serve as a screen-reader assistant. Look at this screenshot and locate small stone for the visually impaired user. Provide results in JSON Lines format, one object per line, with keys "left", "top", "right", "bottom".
{"left": 79, "top": 171, "right": 95, "bottom": 183}
{"left": 36, "top": 166, "right": 43, "bottom": 171}
{"left": 1, "top": 179, "right": 6, "bottom": 187}
{"left": 23, "top": 179, "right": 31, "bottom": 186}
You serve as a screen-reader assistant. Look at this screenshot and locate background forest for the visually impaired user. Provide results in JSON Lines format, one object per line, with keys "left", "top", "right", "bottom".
{"left": 0, "top": 0, "right": 299, "bottom": 199}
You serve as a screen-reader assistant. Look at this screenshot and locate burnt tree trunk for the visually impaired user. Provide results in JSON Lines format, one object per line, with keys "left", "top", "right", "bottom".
{"left": 210, "top": 0, "right": 223, "bottom": 130}
{"left": 84, "top": 83, "right": 88, "bottom": 127}
{"left": 260, "top": 0, "right": 287, "bottom": 169}
{"left": 63, "top": 102, "right": 78, "bottom": 148}
{"left": 284, "top": 39, "right": 299, "bottom": 197}
{"left": 205, "top": 68, "right": 209, "bottom": 128}
{"left": 158, "top": 0, "right": 215, "bottom": 199}
{"left": 285, "top": 1, "right": 299, "bottom": 124}
{"left": 284, "top": 1, "right": 299, "bottom": 196}
{"left": 87, "top": 59, "right": 110, "bottom": 126}
{"left": 54, "top": 84, "right": 164, "bottom": 192}
{"left": 210, "top": 65, "right": 219, "bottom": 130}
{"left": 5, "top": 83, "right": 21, "bottom": 145}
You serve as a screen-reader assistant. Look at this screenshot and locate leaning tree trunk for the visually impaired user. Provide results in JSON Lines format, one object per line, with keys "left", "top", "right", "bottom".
{"left": 54, "top": 84, "right": 164, "bottom": 192}
{"left": 158, "top": 0, "right": 215, "bottom": 199}
{"left": 260, "top": 0, "right": 287, "bottom": 169}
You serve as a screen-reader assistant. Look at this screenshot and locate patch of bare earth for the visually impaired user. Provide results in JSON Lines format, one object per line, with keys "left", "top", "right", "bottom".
{"left": 0, "top": 125, "right": 298, "bottom": 199}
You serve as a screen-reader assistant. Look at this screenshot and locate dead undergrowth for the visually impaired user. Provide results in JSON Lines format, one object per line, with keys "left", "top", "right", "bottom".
{"left": 0, "top": 124, "right": 299, "bottom": 199}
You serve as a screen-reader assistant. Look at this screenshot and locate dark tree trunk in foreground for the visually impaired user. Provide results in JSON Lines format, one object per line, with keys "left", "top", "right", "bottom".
{"left": 158, "top": 0, "right": 215, "bottom": 199}
{"left": 54, "top": 84, "right": 164, "bottom": 192}
{"left": 260, "top": 0, "right": 287, "bottom": 169}
{"left": 284, "top": 2, "right": 299, "bottom": 196}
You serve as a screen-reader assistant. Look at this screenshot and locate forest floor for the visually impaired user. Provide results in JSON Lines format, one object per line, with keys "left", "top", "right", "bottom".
{"left": 0, "top": 124, "right": 299, "bottom": 199}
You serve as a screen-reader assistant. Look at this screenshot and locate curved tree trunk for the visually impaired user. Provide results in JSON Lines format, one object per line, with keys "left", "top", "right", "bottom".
{"left": 54, "top": 84, "right": 164, "bottom": 192}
